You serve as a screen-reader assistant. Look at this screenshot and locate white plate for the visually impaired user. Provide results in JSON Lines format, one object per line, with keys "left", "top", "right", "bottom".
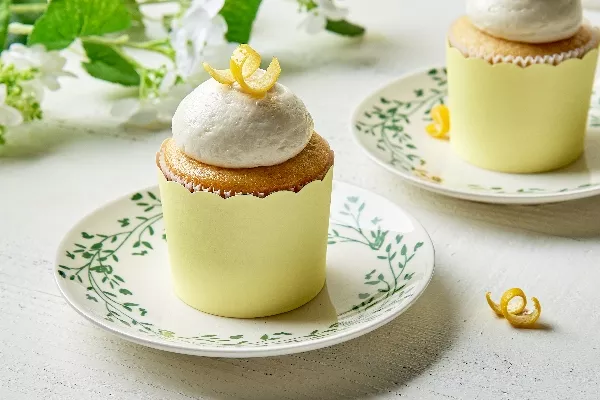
{"left": 55, "top": 181, "right": 434, "bottom": 358}
{"left": 352, "top": 67, "right": 600, "bottom": 204}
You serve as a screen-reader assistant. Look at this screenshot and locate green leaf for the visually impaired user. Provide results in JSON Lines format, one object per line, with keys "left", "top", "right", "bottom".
{"left": 325, "top": 19, "right": 365, "bottom": 37}
{"left": 147, "top": 191, "right": 157, "bottom": 200}
{"left": 414, "top": 242, "right": 424, "bottom": 251}
{"left": 347, "top": 196, "right": 359, "bottom": 203}
{"left": 365, "top": 281, "right": 380, "bottom": 285}
{"left": 395, "top": 234, "right": 403, "bottom": 244}
{"left": 220, "top": 0, "right": 262, "bottom": 43}
{"left": 376, "top": 255, "right": 387, "bottom": 260}
{"left": 377, "top": 273, "right": 384, "bottom": 281}
{"left": 141, "top": 241, "right": 153, "bottom": 249}
{"left": 119, "top": 288, "right": 132, "bottom": 295}
{"left": 0, "top": 0, "right": 11, "bottom": 50}
{"left": 131, "top": 192, "right": 142, "bottom": 200}
{"left": 113, "top": 275, "right": 124, "bottom": 282}
{"left": 81, "top": 232, "right": 94, "bottom": 239}
{"left": 385, "top": 243, "right": 391, "bottom": 252}
{"left": 229, "top": 335, "right": 243, "bottom": 339}
{"left": 29, "top": 0, "right": 131, "bottom": 50}
{"left": 401, "top": 244, "right": 407, "bottom": 256}
{"left": 90, "top": 242, "right": 103, "bottom": 250}
{"left": 86, "top": 294, "right": 98, "bottom": 302}
{"left": 82, "top": 42, "right": 140, "bottom": 86}
{"left": 260, "top": 334, "right": 269, "bottom": 340}
{"left": 58, "top": 270, "right": 66, "bottom": 278}
{"left": 358, "top": 293, "right": 370, "bottom": 299}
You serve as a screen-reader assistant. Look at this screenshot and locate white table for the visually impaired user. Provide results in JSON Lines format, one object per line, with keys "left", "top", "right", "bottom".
{"left": 2, "top": 0, "right": 600, "bottom": 398}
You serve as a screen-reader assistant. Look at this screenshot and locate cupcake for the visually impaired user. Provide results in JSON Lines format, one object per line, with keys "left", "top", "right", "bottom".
{"left": 157, "top": 45, "right": 334, "bottom": 318}
{"left": 447, "top": 0, "right": 600, "bottom": 173}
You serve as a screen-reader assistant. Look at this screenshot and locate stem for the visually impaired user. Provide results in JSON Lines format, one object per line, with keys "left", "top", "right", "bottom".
{"left": 139, "top": 0, "right": 179, "bottom": 4}
{"left": 8, "top": 23, "right": 33, "bottom": 36}
{"left": 82, "top": 35, "right": 130, "bottom": 46}
{"left": 10, "top": 3, "right": 47, "bottom": 13}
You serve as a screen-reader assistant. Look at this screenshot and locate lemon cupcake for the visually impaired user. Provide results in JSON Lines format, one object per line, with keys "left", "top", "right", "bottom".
{"left": 447, "top": 0, "right": 600, "bottom": 173}
{"left": 157, "top": 45, "right": 334, "bottom": 318}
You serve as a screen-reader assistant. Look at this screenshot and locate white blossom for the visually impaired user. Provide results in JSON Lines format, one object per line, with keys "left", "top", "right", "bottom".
{"left": 299, "top": 0, "right": 348, "bottom": 34}
{"left": 1, "top": 44, "right": 75, "bottom": 90}
{"left": 111, "top": 71, "right": 192, "bottom": 126}
{"left": 170, "top": 0, "right": 227, "bottom": 78}
{"left": 0, "top": 84, "right": 23, "bottom": 127}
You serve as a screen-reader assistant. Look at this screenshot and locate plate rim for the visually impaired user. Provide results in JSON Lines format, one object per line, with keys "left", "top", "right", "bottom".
{"left": 351, "top": 66, "right": 600, "bottom": 205}
{"left": 55, "top": 180, "right": 435, "bottom": 358}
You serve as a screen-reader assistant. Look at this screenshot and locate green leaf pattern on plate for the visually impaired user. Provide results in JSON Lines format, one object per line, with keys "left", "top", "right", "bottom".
{"left": 355, "top": 68, "right": 446, "bottom": 184}
{"left": 58, "top": 191, "right": 424, "bottom": 347}
{"left": 357, "top": 69, "right": 600, "bottom": 194}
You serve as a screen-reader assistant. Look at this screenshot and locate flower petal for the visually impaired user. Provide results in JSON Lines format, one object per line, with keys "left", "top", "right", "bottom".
{"left": 201, "top": 0, "right": 225, "bottom": 17}
{"left": 41, "top": 75, "right": 61, "bottom": 91}
{"left": 316, "top": 0, "right": 349, "bottom": 20}
{"left": 300, "top": 13, "right": 327, "bottom": 34}
{"left": 207, "top": 15, "right": 227, "bottom": 45}
{"left": 21, "top": 80, "right": 45, "bottom": 101}
{"left": 0, "top": 105, "right": 24, "bottom": 127}
{"left": 0, "top": 84, "right": 7, "bottom": 104}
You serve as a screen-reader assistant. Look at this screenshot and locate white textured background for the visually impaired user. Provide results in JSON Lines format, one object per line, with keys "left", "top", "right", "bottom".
{"left": 2, "top": 0, "right": 600, "bottom": 398}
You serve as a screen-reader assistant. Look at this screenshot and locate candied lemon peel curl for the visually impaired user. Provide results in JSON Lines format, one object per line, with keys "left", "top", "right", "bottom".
{"left": 426, "top": 104, "right": 450, "bottom": 139}
{"left": 202, "top": 44, "right": 281, "bottom": 97}
{"left": 486, "top": 288, "right": 541, "bottom": 328}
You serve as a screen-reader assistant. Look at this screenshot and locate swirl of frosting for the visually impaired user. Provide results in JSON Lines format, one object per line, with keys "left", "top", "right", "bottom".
{"left": 172, "top": 74, "right": 314, "bottom": 169}
{"left": 466, "top": 0, "right": 583, "bottom": 43}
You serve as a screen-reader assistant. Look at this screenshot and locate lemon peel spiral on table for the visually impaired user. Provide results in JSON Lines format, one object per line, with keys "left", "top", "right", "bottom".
{"left": 425, "top": 104, "right": 450, "bottom": 139}
{"left": 202, "top": 44, "right": 281, "bottom": 97}
{"left": 486, "top": 288, "right": 542, "bottom": 328}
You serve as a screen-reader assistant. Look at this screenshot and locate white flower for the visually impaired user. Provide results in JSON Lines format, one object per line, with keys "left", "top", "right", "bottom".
{"left": 170, "top": 0, "right": 227, "bottom": 78}
{"left": 299, "top": 0, "right": 348, "bottom": 34}
{"left": 1, "top": 44, "right": 75, "bottom": 90}
{"left": 111, "top": 71, "right": 192, "bottom": 126}
{"left": 0, "top": 84, "right": 23, "bottom": 127}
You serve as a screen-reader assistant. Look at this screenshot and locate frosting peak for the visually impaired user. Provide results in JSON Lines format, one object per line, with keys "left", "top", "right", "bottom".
{"left": 466, "top": 0, "right": 583, "bottom": 43}
{"left": 171, "top": 76, "right": 314, "bottom": 169}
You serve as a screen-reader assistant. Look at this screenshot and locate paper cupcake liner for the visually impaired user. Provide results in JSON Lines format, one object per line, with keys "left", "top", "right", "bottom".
{"left": 449, "top": 27, "right": 600, "bottom": 67}
{"left": 447, "top": 45, "right": 599, "bottom": 172}
{"left": 158, "top": 167, "right": 334, "bottom": 318}
{"left": 158, "top": 151, "right": 324, "bottom": 198}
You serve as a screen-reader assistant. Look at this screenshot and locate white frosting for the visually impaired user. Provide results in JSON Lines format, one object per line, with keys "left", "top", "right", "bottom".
{"left": 171, "top": 73, "right": 314, "bottom": 169}
{"left": 466, "top": 0, "right": 583, "bottom": 43}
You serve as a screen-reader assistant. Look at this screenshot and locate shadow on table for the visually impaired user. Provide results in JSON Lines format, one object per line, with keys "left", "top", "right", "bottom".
{"left": 120, "top": 274, "right": 458, "bottom": 400}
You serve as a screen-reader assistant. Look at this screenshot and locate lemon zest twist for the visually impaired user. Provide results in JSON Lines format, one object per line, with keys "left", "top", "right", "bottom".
{"left": 486, "top": 288, "right": 542, "bottom": 328}
{"left": 425, "top": 104, "right": 450, "bottom": 139}
{"left": 202, "top": 44, "right": 281, "bottom": 97}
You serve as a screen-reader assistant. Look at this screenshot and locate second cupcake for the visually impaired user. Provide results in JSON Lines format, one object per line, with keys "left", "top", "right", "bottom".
{"left": 447, "top": 0, "right": 600, "bottom": 173}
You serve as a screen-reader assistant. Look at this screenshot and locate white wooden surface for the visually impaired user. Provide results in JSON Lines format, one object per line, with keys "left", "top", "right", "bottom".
{"left": 2, "top": 0, "right": 600, "bottom": 398}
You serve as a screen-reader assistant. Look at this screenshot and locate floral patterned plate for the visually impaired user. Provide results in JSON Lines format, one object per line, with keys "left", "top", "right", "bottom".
{"left": 55, "top": 181, "right": 434, "bottom": 358}
{"left": 352, "top": 67, "right": 600, "bottom": 204}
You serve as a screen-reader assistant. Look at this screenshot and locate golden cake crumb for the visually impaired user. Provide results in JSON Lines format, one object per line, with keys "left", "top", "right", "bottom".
{"left": 449, "top": 16, "right": 599, "bottom": 60}
{"left": 157, "top": 133, "right": 334, "bottom": 197}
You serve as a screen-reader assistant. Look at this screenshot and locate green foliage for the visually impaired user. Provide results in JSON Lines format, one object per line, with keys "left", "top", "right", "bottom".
{"left": 219, "top": 0, "right": 263, "bottom": 43}
{"left": 82, "top": 42, "right": 140, "bottom": 86}
{"left": 325, "top": 19, "right": 365, "bottom": 37}
{"left": 0, "top": 0, "right": 11, "bottom": 50}
{"left": 29, "top": 0, "right": 130, "bottom": 50}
